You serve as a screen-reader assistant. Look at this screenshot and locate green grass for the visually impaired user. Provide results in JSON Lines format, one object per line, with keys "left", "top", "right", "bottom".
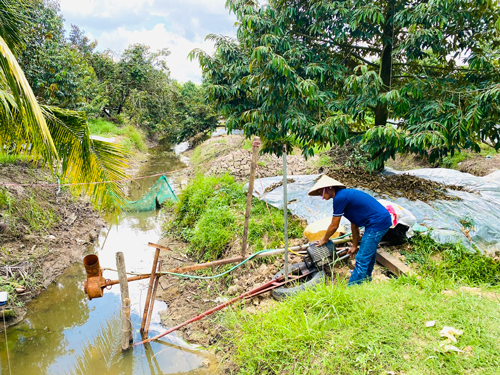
{"left": 163, "top": 174, "right": 304, "bottom": 261}
{"left": 88, "top": 119, "right": 147, "bottom": 153}
{"left": 0, "top": 153, "right": 32, "bottom": 164}
{"left": 441, "top": 144, "right": 498, "bottom": 169}
{"left": 221, "top": 280, "right": 500, "bottom": 374}
{"left": 403, "top": 234, "right": 500, "bottom": 287}
{"left": 1, "top": 191, "right": 60, "bottom": 235}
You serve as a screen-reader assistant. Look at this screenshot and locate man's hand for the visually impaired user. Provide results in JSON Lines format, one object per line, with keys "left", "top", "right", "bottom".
{"left": 315, "top": 238, "right": 328, "bottom": 246}
{"left": 347, "top": 245, "right": 358, "bottom": 258}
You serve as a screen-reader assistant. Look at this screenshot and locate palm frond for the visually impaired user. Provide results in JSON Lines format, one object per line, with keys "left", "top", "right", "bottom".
{"left": 0, "top": 0, "right": 30, "bottom": 51}
{"left": 42, "top": 105, "right": 130, "bottom": 210}
{"left": 0, "top": 35, "right": 57, "bottom": 161}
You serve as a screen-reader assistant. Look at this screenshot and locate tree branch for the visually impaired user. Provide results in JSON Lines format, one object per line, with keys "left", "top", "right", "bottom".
{"left": 296, "top": 33, "right": 382, "bottom": 53}
{"left": 393, "top": 63, "right": 482, "bottom": 72}
{"left": 350, "top": 52, "right": 380, "bottom": 68}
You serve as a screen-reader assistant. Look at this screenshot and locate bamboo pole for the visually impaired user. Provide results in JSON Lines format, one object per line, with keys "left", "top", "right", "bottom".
{"left": 143, "top": 264, "right": 160, "bottom": 338}
{"left": 116, "top": 252, "right": 132, "bottom": 350}
{"left": 241, "top": 137, "right": 260, "bottom": 257}
{"left": 140, "top": 247, "right": 160, "bottom": 337}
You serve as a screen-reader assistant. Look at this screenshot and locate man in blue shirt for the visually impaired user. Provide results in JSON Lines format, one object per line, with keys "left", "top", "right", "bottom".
{"left": 309, "top": 175, "right": 392, "bottom": 285}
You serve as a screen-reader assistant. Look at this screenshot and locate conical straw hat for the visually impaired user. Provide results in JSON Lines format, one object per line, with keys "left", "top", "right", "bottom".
{"left": 308, "top": 175, "right": 345, "bottom": 196}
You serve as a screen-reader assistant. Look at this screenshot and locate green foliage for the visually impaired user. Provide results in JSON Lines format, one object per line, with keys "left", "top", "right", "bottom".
{"left": 222, "top": 281, "right": 500, "bottom": 374}
{"left": 193, "top": 0, "right": 500, "bottom": 170}
{"left": 18, "top": 1, "right": 104, "bottom": 113}
{"left": 167, "top": 81, "right": 219, "bottom": 143}
{"left": 164, "top": 174, "right": 303, "bottom": 261}
{"left": 405, "top": 234, "right": 500, "bottom": 286}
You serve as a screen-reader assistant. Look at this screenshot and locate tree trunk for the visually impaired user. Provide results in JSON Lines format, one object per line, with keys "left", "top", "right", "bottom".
{"left": 372, "top": 2, "right": 396, "bottom": 171}
{"left": 374, "top": 2, "right": 395, "bottom": 127}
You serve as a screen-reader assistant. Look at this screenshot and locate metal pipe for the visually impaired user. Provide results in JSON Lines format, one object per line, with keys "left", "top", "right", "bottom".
{"left": 133, "top": 274, "right": 287, "bottom": 346}
{"left": 283, "top": 145, "right": 289, "bottom": 281}
{"left": 91, "top": 238, "right": 354, "bottom": 292}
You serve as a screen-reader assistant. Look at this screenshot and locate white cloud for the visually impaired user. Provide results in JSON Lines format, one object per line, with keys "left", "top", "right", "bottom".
{"left": 59, "top": 0, "right": 236, "bottom": 82}
{"left": 60, "top": 0, "right": 155, "bottom": 17}
{"left": 98, "top": 24, "right": 215, "bottom": 83}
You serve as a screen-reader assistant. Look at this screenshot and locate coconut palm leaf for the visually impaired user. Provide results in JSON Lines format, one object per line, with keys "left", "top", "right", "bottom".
{"left": 0, "top": 0, "right": 29, "bottom": 51}
{"left": 42, "top": 106, "right": 130, "bottom": 210}
{"left": 0, "top": 34, "right": 57, "bottom": 161}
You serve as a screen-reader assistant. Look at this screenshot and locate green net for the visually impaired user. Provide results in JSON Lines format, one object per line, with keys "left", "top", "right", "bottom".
{"left": 126, "top": 176, "right": 178, "bottom": 212}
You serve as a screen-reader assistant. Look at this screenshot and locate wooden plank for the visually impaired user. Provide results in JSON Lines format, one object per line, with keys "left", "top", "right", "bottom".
{"left": 147, "top": 242, "right": 172, "bottom": 252}
{"left": 376, "top": 249, "right": 411, "bottom": 276}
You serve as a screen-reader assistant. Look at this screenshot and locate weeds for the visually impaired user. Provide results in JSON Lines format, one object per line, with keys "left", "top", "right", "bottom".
{"left": 164, "top": 174, "right": 303, "bottom": 261}
{"left": 1, "top": 192, "right": 60, "bottom": 235}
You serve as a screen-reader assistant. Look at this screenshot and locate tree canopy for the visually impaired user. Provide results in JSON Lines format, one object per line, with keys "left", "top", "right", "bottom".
{"left": 192, "top": 0, "right": 500, "bottom": 170}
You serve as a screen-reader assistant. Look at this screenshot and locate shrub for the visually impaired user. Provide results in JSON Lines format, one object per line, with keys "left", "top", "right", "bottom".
{"left": 164, "top": 174, "right": 304, "bottom": 261}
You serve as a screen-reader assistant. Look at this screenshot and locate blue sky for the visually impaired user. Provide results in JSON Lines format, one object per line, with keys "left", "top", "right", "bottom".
{"left": 59, "top": 0, "right": 237, "bottom": 83}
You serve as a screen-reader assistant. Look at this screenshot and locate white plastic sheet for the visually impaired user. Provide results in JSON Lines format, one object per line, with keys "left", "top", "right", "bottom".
{"left": 252, "top": 168, "right": 500, "bottom": 255}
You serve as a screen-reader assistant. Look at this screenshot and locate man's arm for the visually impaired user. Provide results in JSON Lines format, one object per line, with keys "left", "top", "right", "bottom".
{"left": 347, "top": 223, "right": 360, "bottom": 257}
{"left": 317, "top": 216, "right": 341, "bottom": 246}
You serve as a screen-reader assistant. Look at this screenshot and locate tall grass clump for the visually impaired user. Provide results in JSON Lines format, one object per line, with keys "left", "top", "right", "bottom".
{"left": 404, "top": 234, "right": 500, "bottom": 287}
{"left": 164, "top": 174, "right": 303, "bottom": 261}
{"left": 0, "top": 153, "right": 31, "bottom": 165}
{"left": 221, "top": 281, "right": 500, "bottom": 374}
{"left": 88, "top": 119, "right": 147, "bottom": 152}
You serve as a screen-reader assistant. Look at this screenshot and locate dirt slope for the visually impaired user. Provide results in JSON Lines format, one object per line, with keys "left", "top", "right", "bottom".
{"left": 0, "top": 161, "right": 105, "bottom": 328}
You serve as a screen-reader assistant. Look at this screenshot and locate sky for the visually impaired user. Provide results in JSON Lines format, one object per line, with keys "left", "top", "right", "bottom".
{"left": 59, "top": 0, "right": 237, "bottom": 83}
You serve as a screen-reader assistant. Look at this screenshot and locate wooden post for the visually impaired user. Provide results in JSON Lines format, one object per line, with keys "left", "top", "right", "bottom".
{"left": 241, "top": 137, "right": 260, "bottom": 257}
{"left": 116, "top": 252, "right": 132, "bottom": 350}
{"left": 140, "top": 247, "right": 160, "bottom": 338}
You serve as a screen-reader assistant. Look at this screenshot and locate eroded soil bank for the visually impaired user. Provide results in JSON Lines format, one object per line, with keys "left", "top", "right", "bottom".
{"left": 0, "top": 161, "right": 105, "bottom": 327}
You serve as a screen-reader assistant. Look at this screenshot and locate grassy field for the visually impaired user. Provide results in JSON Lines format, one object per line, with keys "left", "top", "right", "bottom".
{"left": 88, "top": 118, "right": 147, "bottom": 153}
{"left": 221, "top": 278, "right": 500, "bottom": 374}
{"left": 217, "top": 234, "right": 500, "bottom": 374}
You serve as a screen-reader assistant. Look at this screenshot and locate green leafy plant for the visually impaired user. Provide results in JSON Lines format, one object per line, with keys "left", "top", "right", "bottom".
{"left": 164, "top": 174, "right": 303, "bottom": 261}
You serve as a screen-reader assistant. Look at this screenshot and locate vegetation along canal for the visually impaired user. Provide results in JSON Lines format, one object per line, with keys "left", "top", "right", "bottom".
{"left": 0, "top": 142, "right": 216, "bottom": 374}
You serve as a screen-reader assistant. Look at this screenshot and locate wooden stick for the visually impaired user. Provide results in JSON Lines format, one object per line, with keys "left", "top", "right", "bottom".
{"left": 241, "top": 137, "right": 260, "bottom": 257}
{"left": 140, "top": 247, "right": 160, "bottom": 337}
{"left": 144, "top": 262, "right": 161, "bottom": 338}
{"left": 147, "top": 242, "right": 171, "bottom": 252}
{"left": 116, "top": 252, "right": 132, "bottom": 350}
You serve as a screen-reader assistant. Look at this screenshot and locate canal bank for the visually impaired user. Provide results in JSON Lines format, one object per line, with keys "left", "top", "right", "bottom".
{"left": 0, "top": 142, "right": 217, "bottom": 374}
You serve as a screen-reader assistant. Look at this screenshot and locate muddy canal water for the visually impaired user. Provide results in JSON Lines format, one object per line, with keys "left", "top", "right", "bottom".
{"left": 0, "top": 143, "right": 217, "bottom": 374}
